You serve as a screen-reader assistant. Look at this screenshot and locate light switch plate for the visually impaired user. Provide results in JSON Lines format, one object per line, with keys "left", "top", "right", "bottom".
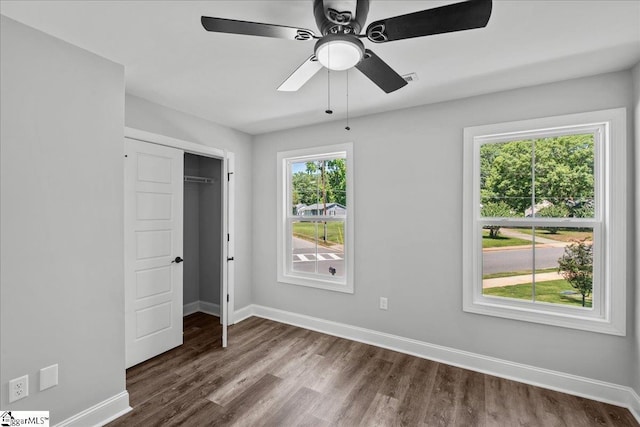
{"left": 40, "top": 364, "right": 58, "bottom": 391}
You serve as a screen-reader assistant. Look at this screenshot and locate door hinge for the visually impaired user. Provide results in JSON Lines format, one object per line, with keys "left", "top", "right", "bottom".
{"left": 227, "top": 233, "right": 230, "bottom": 242}
{"left": 227, "top": 294, "right": 230, "bottom": 303}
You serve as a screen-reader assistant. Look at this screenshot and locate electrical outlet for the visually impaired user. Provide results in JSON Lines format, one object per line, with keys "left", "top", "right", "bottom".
{"left": 9, "top": 375, "right": 28, "bottom": 403}
{"left": 379, "top": 297, "right": 388, "bottom": 310}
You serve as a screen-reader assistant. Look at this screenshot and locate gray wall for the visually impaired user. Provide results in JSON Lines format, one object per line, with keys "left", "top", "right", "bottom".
{"left": 633, "top": 61, "right": 640, "bottom": 396}
{"left": 252, "top": 70, "right": 637, "bottom": 387}
{"left": 0, "top": 16, "right": 126, "bottom": 423}
{"left": 125, "top": 95, "right": 253, "bottom": 313}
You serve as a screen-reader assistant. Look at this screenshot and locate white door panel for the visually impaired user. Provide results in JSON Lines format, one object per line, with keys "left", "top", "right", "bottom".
{"left": 125, "top": 138, "right": 183, "bottom": 368}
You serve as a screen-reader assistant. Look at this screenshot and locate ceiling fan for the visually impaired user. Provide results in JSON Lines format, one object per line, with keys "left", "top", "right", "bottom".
{"left": 201, "top": 0, "right": 492, "bottom": 94}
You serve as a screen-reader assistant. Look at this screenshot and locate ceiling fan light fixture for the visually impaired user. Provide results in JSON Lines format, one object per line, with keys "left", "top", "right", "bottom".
{"left": 314, "top": 35, "right": 364, "bottom": 71}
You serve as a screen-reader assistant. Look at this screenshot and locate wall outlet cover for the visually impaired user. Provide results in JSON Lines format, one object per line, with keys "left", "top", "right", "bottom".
{"left": 9, "top": 375, "right": 29, "bottom": 402}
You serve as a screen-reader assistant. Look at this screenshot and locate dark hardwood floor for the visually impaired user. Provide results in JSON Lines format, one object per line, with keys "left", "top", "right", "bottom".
{"left": 109, "top": 312, "right": 638, "bottom": 426}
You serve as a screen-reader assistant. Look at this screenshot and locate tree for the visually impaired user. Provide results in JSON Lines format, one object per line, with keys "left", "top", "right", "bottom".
{"left": 536, "top": 204, "right": 570, "bottom": 234}
{"left": 480, "top": 140, "right": 532, "bottom": 214}
{"left": 325, "top": 159, "right": 346, "bottom": 206}
{"left": 557, "top": 239, "right": 593, "bottom": 307}
{"left": 480, "top": 135, "right": 594, "bottom": 215}
{"left": 292, "top": 159, "right": 347, "bottom": 207}
{"left": 481, "top": 201, "right": 513, "bottom": 238}
{"left": 292, "top": 171, "right": 318, "bottom": 207}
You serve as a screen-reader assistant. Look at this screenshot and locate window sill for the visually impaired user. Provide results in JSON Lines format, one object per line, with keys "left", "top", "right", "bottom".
{"left": 463, "top": 296, "right": 624, "bottom": 336}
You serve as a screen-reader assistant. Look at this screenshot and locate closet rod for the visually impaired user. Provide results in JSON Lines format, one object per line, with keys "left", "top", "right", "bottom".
{"left": 184, "top": 175, "right": 215, "bottom": 184}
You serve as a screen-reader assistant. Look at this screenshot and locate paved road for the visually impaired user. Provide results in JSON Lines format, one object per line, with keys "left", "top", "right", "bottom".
{"left": 291, "top": 236, "right": 565, "bottom": 278}
{"left": 482, "top": 246, "right": 565, "bottom": 275}
{"left": 292, "top": 237, "right": 345, "bottom": 278}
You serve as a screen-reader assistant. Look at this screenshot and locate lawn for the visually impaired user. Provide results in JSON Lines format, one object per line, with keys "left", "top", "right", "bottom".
{"left": 513, "top": 228, "right": 593, "bottom": 243}
{"left": 483, "top": 279, "right": 592, "bottom": 308}
{"left": 482, "top": 230, "right": 531, "bottom": 248}
{"left": 293, "top": 221, "right": 343, "bottom": 246}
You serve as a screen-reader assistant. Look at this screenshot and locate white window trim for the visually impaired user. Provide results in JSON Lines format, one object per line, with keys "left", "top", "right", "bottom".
{"left": 277, "top": 143, "right": 354, "bottom": 293}
{"left": 462, "top": 108, "right": 626, "bottom": 335}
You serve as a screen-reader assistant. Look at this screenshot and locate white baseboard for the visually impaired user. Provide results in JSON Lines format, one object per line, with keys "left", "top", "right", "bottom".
{"left": 199, "top": 301, "right": 220, "bottom": 316}
{"left": 238, "top": 304, "right": 640, "bottom": 422}
{"left": 183, "top": 301, "right": 200, "bottom": 316}
{"left": 233, "top": 304, "right": 254, "bottom": 324}
{"left": 55, "top": 390, "right": 131, "bottom": 427}
{"left": 183, "top": 301, "right": 220, "bottom": 317}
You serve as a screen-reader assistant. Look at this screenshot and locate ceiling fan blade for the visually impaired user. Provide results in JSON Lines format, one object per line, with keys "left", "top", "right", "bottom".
{"left": 278, "top": 55, "right": 323, "bottom": 92}
{"left": 201, "top": 16, "right": 317, "bottom": 41}
{"left": 355, "top": 50, "right": 407, "bottom": 93}
{"left": 365, "top": 0, "right": 492, "bottom": 43}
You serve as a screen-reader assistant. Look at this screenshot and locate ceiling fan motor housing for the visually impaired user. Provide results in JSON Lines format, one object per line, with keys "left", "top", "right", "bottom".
{"left": 313, "top": 0, "right": 370, "bottom": 36}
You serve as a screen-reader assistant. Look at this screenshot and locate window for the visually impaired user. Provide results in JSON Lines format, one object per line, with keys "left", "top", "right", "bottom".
{"left": 277, "top": 143, "right": 354, "bottom": 293}
{"left": 463, "top": 109, "right": 626, "bottom": 335}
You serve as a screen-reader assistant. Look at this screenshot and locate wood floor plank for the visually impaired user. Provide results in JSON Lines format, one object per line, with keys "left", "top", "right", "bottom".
{"left": 107, "top": 314, "right": 639, "bottom": 427}
{"left": 601, "top": 401, "right": 640, "bottom": 426}
{"left": 214, "top": 373, "right": 282, "bottom": 425}
{"left": 395, "top": 357, "right": 439, "bottom": 426}
{"left": 377, "top": 352, "right": 414, "bottom": 400}
{"left": 261, "top": 386, "right": 322, "bottom": 427}
{"left": 452, "top": 369, "right": 486, "bottom": 427}
{"left": 334, "top": 357, "right": 394, "bottom": 425}
{"left": 423, "top": 363, "right": 463, "bottom": 426}
{"left": 360, "top": 392, "right": 401, "bottom": 427}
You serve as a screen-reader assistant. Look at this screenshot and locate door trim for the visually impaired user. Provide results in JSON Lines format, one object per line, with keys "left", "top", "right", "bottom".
{"left": 124, "top": 126, "right": 235, "bottom": 326}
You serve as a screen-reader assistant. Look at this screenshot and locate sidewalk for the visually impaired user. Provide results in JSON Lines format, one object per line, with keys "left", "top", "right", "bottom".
{"left": 499, "top": 228, "right": 567, "bottom": 247}
{"left": 483, "top": 271, "right": 563, "bottom": 289}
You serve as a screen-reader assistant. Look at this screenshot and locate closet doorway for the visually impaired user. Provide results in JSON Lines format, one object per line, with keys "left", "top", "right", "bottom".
{"left": 183, "top": 153, "right": 223, "bottom": 320}
{"left": 124, "top": 129, "right": 234, "bottom": 369}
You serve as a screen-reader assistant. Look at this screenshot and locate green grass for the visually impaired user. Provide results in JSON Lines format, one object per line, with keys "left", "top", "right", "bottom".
{"left": 483, "top": 279, "right": 592, "bottom": 308}
{"left": 293, "top": 221, "right": 344, "bottom": 246}
{"left": 482, "top": 267, "right": 557, "bottom": 280}
{"left": 482, "top": 230, "right": 532, "bottom": 248}
{"left": 513, "top": 228, "right": 593, "bottom": 243}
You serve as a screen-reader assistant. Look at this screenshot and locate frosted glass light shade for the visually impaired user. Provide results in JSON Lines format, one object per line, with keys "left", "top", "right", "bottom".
{"left": 315, "top": 36, "right": 364, "bottom": 71}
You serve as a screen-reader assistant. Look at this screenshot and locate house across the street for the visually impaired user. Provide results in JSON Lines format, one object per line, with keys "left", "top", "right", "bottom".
{"left": 297, "top": 202, "right": 346, "bottom": 216}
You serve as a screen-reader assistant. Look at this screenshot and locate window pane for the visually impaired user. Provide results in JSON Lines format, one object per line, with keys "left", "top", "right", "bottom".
{"left": 292, "top": 220, "right": 318, "bottom": 275}
{"left": 317, "top": 221, "right": 345, "bottom": 279}
{"left": 533, "top": 227, "right": 594, "bottom": 308}
{"left": 480, "top": 140, "right": 532, "bottom": 218}
{"left": 533, "top": 134, "right": 595, "bottom": 219}
{"left": 482, "top": 226, "right": 534, "bottom": 301}
{"left": 291, "top": 220, "right": 345, "bottom": 279}
{"left": 291, "top": 159, "right": 347, "bottom": 216}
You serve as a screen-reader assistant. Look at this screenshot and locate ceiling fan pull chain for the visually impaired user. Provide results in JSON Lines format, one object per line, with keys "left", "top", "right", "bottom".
{"left": 325, "top": 48, "right": 333, "bottom": 114}
{"left": 345, "top": 70, "right": 351, "bottom": 131}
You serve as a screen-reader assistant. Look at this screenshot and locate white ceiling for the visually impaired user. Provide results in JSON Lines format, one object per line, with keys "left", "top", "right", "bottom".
{"left": 1, "top": 1, "right": 639, "bottom": 135}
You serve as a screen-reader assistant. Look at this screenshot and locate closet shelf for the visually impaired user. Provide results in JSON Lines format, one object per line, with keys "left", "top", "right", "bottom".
{"left": 184, "top": 175, "right": 216, "bottom": 184}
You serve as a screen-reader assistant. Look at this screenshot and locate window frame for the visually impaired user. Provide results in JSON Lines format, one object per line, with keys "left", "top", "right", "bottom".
{"left": 277, "top": 143, "right": 354, "bottom": 293}
{"left": 462, "top": 109, "right": 626, "bottom": 335}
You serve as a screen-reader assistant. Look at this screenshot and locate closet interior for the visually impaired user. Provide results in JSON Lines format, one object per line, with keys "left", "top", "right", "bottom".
{"left": 183, "top": 153, "right": 223, "bottom": 318}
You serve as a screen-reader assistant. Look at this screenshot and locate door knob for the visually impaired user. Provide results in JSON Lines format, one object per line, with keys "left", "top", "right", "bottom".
{"left": 172, "top": 256, "right": 183, "bottom": 264}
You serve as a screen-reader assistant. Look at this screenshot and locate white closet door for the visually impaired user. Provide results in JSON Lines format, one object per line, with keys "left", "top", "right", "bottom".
{"left": 124, "top": 138, "right": 184, "bottom": 368}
